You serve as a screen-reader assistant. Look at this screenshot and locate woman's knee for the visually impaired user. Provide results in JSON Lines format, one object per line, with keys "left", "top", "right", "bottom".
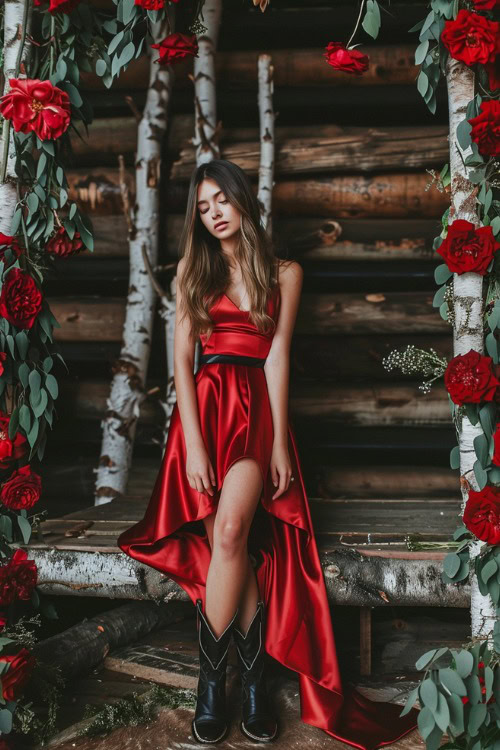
{"left": 213, "top": 515, "right": 247, "bottom": 557}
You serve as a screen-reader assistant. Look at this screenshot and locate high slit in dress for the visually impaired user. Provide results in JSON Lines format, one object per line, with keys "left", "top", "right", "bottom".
{"left": 117, "top": 280, "right": 419, "bottom": 750}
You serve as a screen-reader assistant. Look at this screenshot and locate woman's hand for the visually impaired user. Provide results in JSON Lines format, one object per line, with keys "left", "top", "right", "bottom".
{"left": 270, "top": 441, "right": 293, "bottom": 500}
{"left": 186, "top": 444, "right": 217, "bottom": 496}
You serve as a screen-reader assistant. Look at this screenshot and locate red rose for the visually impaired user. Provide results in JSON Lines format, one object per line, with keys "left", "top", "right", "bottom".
{"left": 472, "top": 0, "right": 500, "bottom": 8}
{"left": 463, "top": 485, "right": 500, "bottom": 544}
{"left": 48, "top": 0, "right": 81, "bottom": 11}
{"left": 0, "top": 78, "right": 71, "bottom": 140}
{"left": 324, "top": 42, "right": 369, "bottom": 75}
{"left": 441, "top": 10, "right": 500, "bottom": 66}
{"left": 134, "top": 0, "right": 180, "bottom": 5}
{"left": 33, "top": 0, "right": 81, "bottom": 10}
{"left": 436, "top": 219, "right": 500, "bottom": 275}
{"left": 493, "top": 425, "right": 500, "bottom": 465}
{"left": 0, "top": 549, "right": 37, "bottom": 606}
{"left": 444, "top": 350, "right": 500, "bottom": 405}
{"left": 46, "top": 226, "right": 84, "bottom": 257}
{"left": 486, "top": 56, "right": 500, "bottom": 90}
{"left": 0, "top": 352, "right": 6, "bottom": 378}
{"left": 0, "top": 647, "right": 35, "bottom": 701}
{"left": 0, "top": 268, "right": 42, "bottom": 330}
{"left": 468, "top": 100, "right": 500, "bottom": 157}
{"left": 0, "top": 410, "right": 28, "bottom": 470}
{"left": 1, "top": 465, "right": 42, "bottom": 511}
{"left": 151, "top": 33, "right": 199, "bottom": 66}
{"left": 0, "top": 232, "right": 22, "bottom": 263}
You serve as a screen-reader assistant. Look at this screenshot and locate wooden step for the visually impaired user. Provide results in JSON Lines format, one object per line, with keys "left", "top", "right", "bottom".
{"left": 22, "top": 496, "right": 467, "bottom": 608}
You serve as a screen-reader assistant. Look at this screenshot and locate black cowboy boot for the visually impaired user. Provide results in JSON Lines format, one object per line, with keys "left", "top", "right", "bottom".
{"left": 233, "top": 600, "right": 278, "bottom": 743}
{"left": 192, "top": 598, "right": 238, "bottom": 744}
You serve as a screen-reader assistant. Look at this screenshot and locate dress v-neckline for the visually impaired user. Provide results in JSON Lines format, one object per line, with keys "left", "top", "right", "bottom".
{"left": 223, "top": 292, "right": 250, "bottom": 313}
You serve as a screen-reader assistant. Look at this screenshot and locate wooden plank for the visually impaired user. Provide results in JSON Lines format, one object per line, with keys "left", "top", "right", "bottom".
{"left": 81, "top": 45, "right": 420, "bottom": 91}
{"left": 48, "top": 292, "right": 448, "bottom": 342}
{"left": 171, "top": 125, "right": 449, "bottom": 179}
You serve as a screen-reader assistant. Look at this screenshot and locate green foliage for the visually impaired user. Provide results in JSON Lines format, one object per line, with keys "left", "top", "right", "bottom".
{"left": 79, "top": 684, "right": 197, "bottom": 738}
{"left": 361, "top": 0, "right": 381, "bottom": 39}
{"left": 403, "top": 644, "right": 500, "bottom": 749}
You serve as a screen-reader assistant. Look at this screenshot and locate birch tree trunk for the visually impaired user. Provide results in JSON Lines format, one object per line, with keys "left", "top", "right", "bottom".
{"left": 94, "top": 12, "right": 174, "bottom": 505}
{"left": 0, "top": 0, "right": 33, "bottom": 230}
{"left": 446, "top": 56, "right": 495, "bottom": 640}
{"left": 192, "top": 0, "right": 222, "bottom": 166}
{"left": 257, "top": 54, "right": 275, "bottom": 235}
{"left": 169, "top": 0, "right": 222, "bottom": 391}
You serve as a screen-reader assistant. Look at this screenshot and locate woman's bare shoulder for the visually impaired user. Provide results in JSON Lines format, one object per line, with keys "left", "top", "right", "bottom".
{"left": 278, "top": 259, "right": 303, "bottom": 286}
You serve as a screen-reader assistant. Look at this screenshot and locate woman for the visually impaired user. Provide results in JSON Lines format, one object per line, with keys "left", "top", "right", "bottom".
{"left": 118, "top": 159, "right": 419, "bottom": 748}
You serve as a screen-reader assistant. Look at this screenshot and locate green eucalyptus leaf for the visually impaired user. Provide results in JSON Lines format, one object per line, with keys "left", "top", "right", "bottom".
{"left": 17, "top": 515, "right": 31, "bottom": 544}
{"left": 474, "top": 432, "right": 489, "bottom": 469}
{"left": 473, "top": 459, "right": 488, "bottom": 489}
{"left": 434, "top": 263, "right": 453, "bottom": 284}
{"left": 450, "top": 445, "right": 460, "bottom": 470}
{"left": 399, "top": 685, "right": 419, "bottom": 717}
{"left": 454, "top": 649, "right": 474, "bottom": 678}
{"left": 438, "top": 667, "right": 467, "bottom": 696}
{"left": 44, "top": 373, "right": 58, "bottom": 399}
{"left": 443, "top": 553, "right": 461, "bottom": 579}
{"left": 18, "top": 404, "right": 31, "bottom": 434}
{"left": 468, "top": 702, "right": 487, "bottom": 736}
{"left": 417, "top": 705, "right": 435, "bottom": 740}
{"left": 420, "top": 678, "right": 438, "bottom": 711}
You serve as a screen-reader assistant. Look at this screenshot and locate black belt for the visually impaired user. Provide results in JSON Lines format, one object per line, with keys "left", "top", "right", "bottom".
{"left": 198, "top": 353, "right": 266, "bottom": 368}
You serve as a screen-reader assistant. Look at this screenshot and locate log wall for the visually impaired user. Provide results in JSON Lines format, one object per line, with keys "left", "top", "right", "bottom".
{"left": 41, "top": 0, "right": 459, "bottom": 520}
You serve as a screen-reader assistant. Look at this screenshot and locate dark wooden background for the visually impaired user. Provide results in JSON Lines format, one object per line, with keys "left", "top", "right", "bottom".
{"left": 38, "top": 0, "right": 459, "bottom": 519}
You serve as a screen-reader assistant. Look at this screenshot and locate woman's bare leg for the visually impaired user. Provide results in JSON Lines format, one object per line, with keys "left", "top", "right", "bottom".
{"left": 202, "top": 458, "right": 263, "bottom": 637}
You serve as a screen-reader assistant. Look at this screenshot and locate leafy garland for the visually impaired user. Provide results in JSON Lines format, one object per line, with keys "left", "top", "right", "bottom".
{"left": 0, "top": 0, "right": 205, "bottom": 742}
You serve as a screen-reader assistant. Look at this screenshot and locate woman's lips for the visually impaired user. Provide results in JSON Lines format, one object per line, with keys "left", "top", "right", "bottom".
{"left": 215, "top": 222, "right": 228, "bottom": 231}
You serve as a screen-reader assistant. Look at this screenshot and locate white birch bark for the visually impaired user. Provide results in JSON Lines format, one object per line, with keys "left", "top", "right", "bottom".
{"left": 167, "top": 0, "right": 222, "bottom": 401}
{"left": 257, "top": 54, "right": 275, "bottom": 234}
{"left": 446, "top": 56, "right": 495, "bottom": 640}
{"left": 0, "top": 0, "right": 33, "bottom": 232}
{"left": 191, "top": 0, "right": 222, "bottom": 165}
{"left": 94, "top": 12, "right": 174, "bottom": 505}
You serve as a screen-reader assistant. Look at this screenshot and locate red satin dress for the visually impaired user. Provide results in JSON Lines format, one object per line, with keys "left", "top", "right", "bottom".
{"left": 117, "top": 285, "right": 419, "bottom": 749}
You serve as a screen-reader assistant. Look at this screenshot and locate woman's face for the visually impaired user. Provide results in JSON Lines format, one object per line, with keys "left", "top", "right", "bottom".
{"left": 197, "top": 178, "right": 241, "bottom": 242}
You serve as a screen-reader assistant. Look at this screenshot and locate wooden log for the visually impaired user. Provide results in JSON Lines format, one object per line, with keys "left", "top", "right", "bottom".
{"left": 81, "top": 215, "right": 440, "bottom": 259}
{"left": 40, "top": 459, "right": 460, "bottom": 507}
{"left": 69, "top": 116, "right": 138, "bottom": 165}
{"left": 33, "top": 601, "right": 188, "bottom": 677}
{"left": 80, "top": 45, "right": 419, "bottom": 91}
{"left": 67, "top": 169, "right": 448, "bottom": 218}
{"left": 271, "top": 174, "right": 448, "bottom": 218}
{"left": 48, "top": 292, "right": 449, "bottom": 341}
{"left": 66, "top": 168, "right": 135, "bottom": 215}
{"left": 69, "top": 115, "right": 349, "bottom": 162}
{"left": 170, "top": 125, "right": 449, "bottom": 179}
{"left": 61, "top": 379, "right": 450, "bottom": 428}
{"left": 314, "top": 465, "right": 459, "bottom": 499}
{"left": 292, "top": 333, "right": 452, "bottom": 380}
{"left": 57, "top": 333, "right": 452, "bottom": 383}
{"left": 23, "top": 543, "right": 470, "bottom": 608}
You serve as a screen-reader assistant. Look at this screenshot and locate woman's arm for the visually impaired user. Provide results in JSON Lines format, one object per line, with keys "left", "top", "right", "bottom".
{"left": 264, "top": 260, "right": 303, "bottom": 499}
{"left": 174, "top": 257, "right": 216, "bottom": 495}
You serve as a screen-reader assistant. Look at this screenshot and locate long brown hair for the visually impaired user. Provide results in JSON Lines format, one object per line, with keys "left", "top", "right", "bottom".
{"left": 177, "top": 159, "right": 279, "bottom": 340}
